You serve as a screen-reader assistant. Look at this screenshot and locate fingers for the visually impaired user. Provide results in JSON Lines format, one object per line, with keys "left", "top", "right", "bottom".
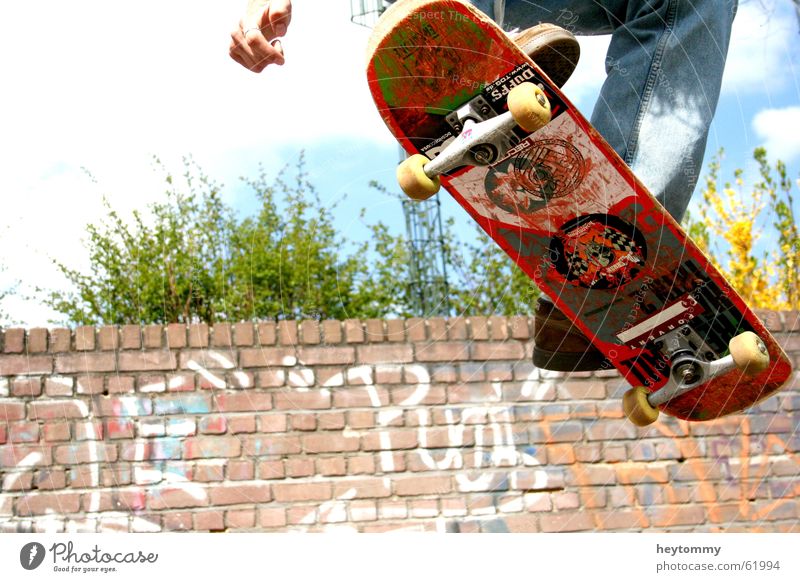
{"left": 265, "top": 0, "right": 292, "bottom": 38}
{"left": 230, "top": 29, "right": 285, "bottom": 72}
{"left": 229, "top": 0, "right": 291, "bottom": 73}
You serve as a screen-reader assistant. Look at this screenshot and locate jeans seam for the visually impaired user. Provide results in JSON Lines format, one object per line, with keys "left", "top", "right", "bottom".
{"left": 624, "top": 0, "right": 679, "bottom": 166}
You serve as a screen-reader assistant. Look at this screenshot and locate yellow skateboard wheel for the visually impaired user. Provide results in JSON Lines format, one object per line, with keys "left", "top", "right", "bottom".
{"left": 397, "top": 154, "right": 441, "bottom": 201}
{"left": 729, "top": 331, "right": 770, "bottom": 375}
{"left": 622, "top": 386, "right": 660, "bottom": 427}
{"left": 507, "top": 82, "right": 552, "bottom": 133}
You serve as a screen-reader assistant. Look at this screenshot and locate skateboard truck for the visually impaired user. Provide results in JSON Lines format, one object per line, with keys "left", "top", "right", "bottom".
{"left": 623, "top": 330, "right": 771, "bottom": 427}
{"left": 396, "top": 82, "right": 551, "bottom": 201}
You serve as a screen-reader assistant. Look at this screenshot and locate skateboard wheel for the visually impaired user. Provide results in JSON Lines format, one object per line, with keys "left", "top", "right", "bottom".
{"left": 397, "top": 154, "right": 441, "bottom": 201}
{"left": 507, "top": 82, "right": 551, "bottom": 133}
{"left": 729, "top": 331, "right": 770, "bottom": 375}
{"left": 622, "top": 386, "right": 659, "bottom": 427}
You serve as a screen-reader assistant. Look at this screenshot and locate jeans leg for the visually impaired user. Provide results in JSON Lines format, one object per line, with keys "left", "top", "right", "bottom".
{"left": 590, "top": 0, "right": 737, "bottom": 222}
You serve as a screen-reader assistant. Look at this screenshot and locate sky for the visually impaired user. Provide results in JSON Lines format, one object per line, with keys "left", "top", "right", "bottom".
{"left": 0, "top": 0, "right": 798, "bottom": 327}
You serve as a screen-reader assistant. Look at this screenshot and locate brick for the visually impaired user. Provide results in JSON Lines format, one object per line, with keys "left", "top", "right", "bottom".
{"left": 274, "top": 390, "right": 330, "bottom": 410}
{"left": 183, "top": 437, "right": 241, "bottom": 459}
{"left": 227, "top": 460, "right": 254, "bottom": 481}
{"left": 362, "top": 430, "right": 418, "bottom": 451}
{"left": 194, "top": 461, "right": 225, "bottom": 482}
{"left": 649, "top": 505, "right": 706, "bottom": 528}
{"left": 188, "top": 323, "right": 209, "bottom": 348}
{"left": 332, "top": 387, "right": 389, "bottom": 408}
{"left": 259, "top": 507, "right": 287, "bottom": 528}
{"left": 291, "top": 413, "right": 316, "bottom": 431}
{"left": 257, "top": 414, "right": 287, "bottom": 433}
{"left": 43, "top": 422, "right": 71, "bottom": 442}
{"left": 0, "top": 401, "right": 25, "bottom": 421}
{"left": 17, "top": 492, "right": 81, "bottom": 515}
{"left": 199, "top": 415, "right": 227, "bottom": 435}
{"left": 257, "top": 460, "right": 285, "bottom": 480}
{"left": 586, "top": 420, "right": 637, "bottom": 441}
{"left": 104, "top": 419, "right": 135, "bottom": 440}
{"left": 251, "top": 372, "right": 284, "bottom": 391}
{"left": 35, "top": 469, "right": 67, "bottom": 490}
{"left": 488, "top": 316, "right": 509, "bottom": 340}
{"left": 273, "top": 482, "right": 332, "bottom": 502}
{"left": 3, "top": 329, "right": 24, "bottom": 353}
{"left": 357, "top": 345, "right": 413, "bottom": 364}
{"left": 539, "top": 512, "right": 595, "bottom": 532}
{"left": 286, "top": 369, "right": 314, "bottom": 387}
{"left": 44, "top": 377, "right": 73, "bottom": 397}
{"left": 297, "top": 346, "right": 355, "bottom": 366}
{"left": 179, "top": 349, "right": 236, "bottom": 370}
{"left": 29, "top": 400, "right": 89, "bottom": 420}
{"left": 0, "top": 424, "right": 5, "bottom": 445}
{"left": 137, "top": 419, "right": 165, "bottom": 438}
{"left": 0, "top": 355, "right": 53, "bottom": 375}
{"left": 447, "top": 383, "right": 503, "bottom": 404}
{"left": 386, "top": 320, "right": 405, "bottom": 342}
{"left": 317, "top": 457, "right": 347, "bottom": 476}
{"left": 194, "top": 511, "right": 224, "bottom": 531}
{"left": 25, "top": 328, "right": 47, "bottom": 353}
{"left": 55, "top": 353, "right": 115, "bottom": 374}
{"left": 160, "top": 420, "right": 193, "bottom": 439}
{"left": 214, "top": 392, "right": 272, "bottom": 412}
{"left": 45, "top": 330, "right": 71, "bottom": 355}
{"left": 118, "top": 351, "right": 176, "bottom": 372}
{"left": 93, "top": 396, "right": 152, "bottom": 417}
{"left": 119, "top": 325, "right": 140, "bottom": 349}
{"left": 240, "top": 348, "right": 297, "bottom": 367}
{"left": 286, "top": 458, "right": 315, "bottom": 477}
{"left": 11, "top": 378, "right": 42, "bottom": 397}
{"left": 54, "top": 443, "right": 117, "bottom": 465}
{"left": 344, "top": 320, "right": 364, "bottom": 343}
{"left": 471, "top": 342, "right": 525, "bottom": 361}
{"left": 2, "top": 471, "right": 34, "bottom": 491}
{"left": 243, "top": 435, "right": 301, "bottom": 456}
{"left": 333, "top": 478, "right": 391, "bottom": 499}
{"left": 153, "top": 394, "right": 211, "bottom": 415}
{"left": 349, "top": 500, "right": 378, "bottom": 522}
{"left": 163, "top": 324, "right": 185, "bottom": 349}
{"left": 416, "top": 341, "right": 470, "bottom": 362}
{"left": 251, "top": 322, "right": 275, "bottom": 346}
{"left": 148, "top": 486, "right": 209, "bottom": 510}
{"left": 394, "top": 475, "right": 452, "bottom": 496}
{"left": 595, "top": 509, "right": 649, "bottom": 530}
{"left": 277, "top": 321, "right": 297, "bottom": 345}
{"left": 348, "top": 456, "right": 376, "bottom": 475}
{"left": 107, "top": 376, "right": 135, "bottom": 394}
{"left": 317, "top": 411, "right": 345, "bottom": 430}
{"left": 303, "top": 433, "right": 359, "bottom": 454}
{"left": 226, "top": 509, "right": 256, "bottom": 529}
{"left": 73, "top": 420, "right": 104, "bottom": 440}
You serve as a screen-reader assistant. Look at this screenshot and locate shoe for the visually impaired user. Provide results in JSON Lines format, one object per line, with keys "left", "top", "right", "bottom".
{"left": 512, "top": 24, "right": 580, "bottom": 88}
{"left": 533, "top": 297, "right": 609, "bottom": 372}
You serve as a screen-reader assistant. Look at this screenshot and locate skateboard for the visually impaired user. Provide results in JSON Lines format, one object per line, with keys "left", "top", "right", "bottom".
{"left": 366, "top": 0, "right": 793, "bottom": 426}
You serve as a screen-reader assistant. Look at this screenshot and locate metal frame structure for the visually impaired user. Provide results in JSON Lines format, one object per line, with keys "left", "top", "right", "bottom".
{"left": 351, "top": 0, "right": 453, "bottom": 316}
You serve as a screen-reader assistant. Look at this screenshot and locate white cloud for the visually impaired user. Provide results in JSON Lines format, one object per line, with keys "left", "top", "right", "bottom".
{"left": 752, "top": 105, "right": 800, "bottom": 162}
{"left": 722, "top": 0, "right": 799, "bottom": 94}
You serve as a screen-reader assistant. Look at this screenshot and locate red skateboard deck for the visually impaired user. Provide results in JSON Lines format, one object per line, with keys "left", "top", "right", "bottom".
{"left": 366, "top": 0, "right": 792, "bottom": 422}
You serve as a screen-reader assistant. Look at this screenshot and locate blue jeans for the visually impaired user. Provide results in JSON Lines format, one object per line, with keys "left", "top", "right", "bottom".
{"left": 427, "top": 0, "right": 738, "bottom": 222}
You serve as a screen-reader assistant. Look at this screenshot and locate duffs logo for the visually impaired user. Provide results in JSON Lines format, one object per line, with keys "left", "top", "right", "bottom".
{"left": 20, "top": 542, "right": 46, "bottom": 570}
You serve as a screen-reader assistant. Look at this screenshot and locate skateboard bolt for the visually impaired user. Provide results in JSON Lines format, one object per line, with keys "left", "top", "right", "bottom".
{"left": 536, "top": 93, "right": 547, "bottom": 107}
{"left": 757, "top": 339, "right": 767, "bottom": 355}
{"left": 480, "top": 105, "right": 490, "bottom": 115}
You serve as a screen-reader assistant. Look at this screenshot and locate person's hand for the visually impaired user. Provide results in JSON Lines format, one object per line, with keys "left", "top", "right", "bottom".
{"left": 229, "top": 0, "right": 293, "bottom": 72}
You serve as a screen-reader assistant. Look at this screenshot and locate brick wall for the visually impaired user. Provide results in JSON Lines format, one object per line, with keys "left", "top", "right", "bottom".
{"left": 0, "top": 313, "right": 798, "bottom": 533}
